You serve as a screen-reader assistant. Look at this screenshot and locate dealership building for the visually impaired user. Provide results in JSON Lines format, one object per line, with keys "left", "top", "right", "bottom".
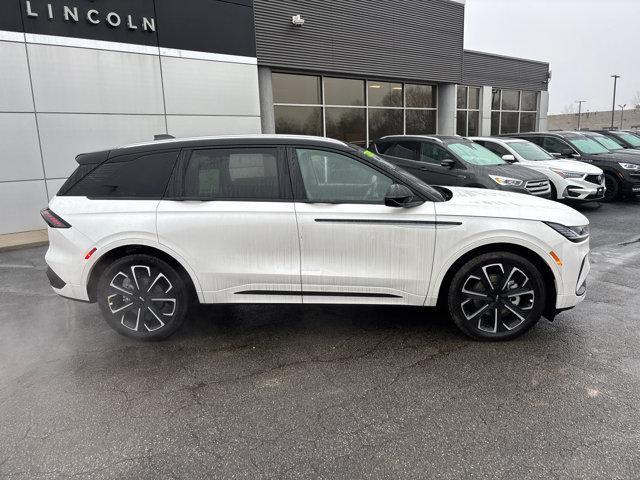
{"left": 0, "top": 0, "right": 550, "bottom": 235}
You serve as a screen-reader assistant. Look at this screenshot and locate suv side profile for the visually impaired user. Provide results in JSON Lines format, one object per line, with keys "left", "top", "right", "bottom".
{"left": 370, "top": 135, "right": 552, "bottom": 198}
{"left": 508, "top": 131, "right": 640, "bottom": 201}
{"left": 471, "top": 137, "right": 605, "bottom": 201}
{"left": 43, "top": 135, "right": 590, "bottom": 341}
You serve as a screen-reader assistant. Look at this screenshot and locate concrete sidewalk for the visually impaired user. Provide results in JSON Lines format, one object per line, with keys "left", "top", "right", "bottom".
{"left": 0, "top": 229, "right": 48, "bottom": 252}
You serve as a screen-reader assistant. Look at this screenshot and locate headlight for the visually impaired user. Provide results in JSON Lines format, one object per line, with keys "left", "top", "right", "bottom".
{"left": 549, "top": 168, "right": 584, "bottom": 179}
{"left": 488, "top": 175, "right": 523, "bottom": 187}
{"left": 544, "top": 222, "right": 589, "bottom": 243}
{"left": 619, "top": 162, "right": 640, "bottom": 171}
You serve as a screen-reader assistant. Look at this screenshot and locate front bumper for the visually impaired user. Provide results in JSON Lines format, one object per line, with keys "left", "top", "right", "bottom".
{"left": 617, "top": 170, "right": 640, "bottom": 194}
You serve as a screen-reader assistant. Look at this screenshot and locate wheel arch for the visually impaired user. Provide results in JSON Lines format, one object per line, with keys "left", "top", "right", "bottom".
{"left": 434, "top": 243, "right": 558, "bottom": 320}
{"left": 86, "top": 244, "right": 202, "bottom": 303}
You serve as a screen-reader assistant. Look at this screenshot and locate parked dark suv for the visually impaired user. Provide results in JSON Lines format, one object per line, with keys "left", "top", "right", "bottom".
{"left": 593, "top": 130, "right": 640, "bottom": 150}
{"left": 507, "top": 131, "right": 640, "bottom": 201}
{"left": 370, "top": 135, "right": 552, "bottom": 197}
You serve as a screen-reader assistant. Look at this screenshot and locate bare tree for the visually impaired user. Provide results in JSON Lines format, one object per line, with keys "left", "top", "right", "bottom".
{"left": 632, "top": 91, "right": 640, "bottom": 109}
{"left": 561, "top": 104, "right": 576, "bottom": 115}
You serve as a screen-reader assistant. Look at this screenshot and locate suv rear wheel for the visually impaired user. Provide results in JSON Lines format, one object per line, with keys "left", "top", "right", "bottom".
{"left": 447, "top": 252, "right": 546, "bottom": 340}
{"left": 97, "top": 254, "right": 188, "bottom": 341}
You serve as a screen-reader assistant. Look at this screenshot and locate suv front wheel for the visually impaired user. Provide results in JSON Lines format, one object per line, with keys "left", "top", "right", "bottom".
{"left": 447, "top": 252, "right": 546, "bottom": 340}
{"left": 97, "top": 254, "right": 188, "bottom": 341}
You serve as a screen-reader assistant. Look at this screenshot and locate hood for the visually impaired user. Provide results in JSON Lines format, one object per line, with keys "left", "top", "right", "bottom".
{"left": 435, "top": 186, "right": 588, "bottom": 226}
{"left": 526, "top": 159, "right": 602, "bottom": 174}
{"left": 481, "top": 164, "right": 547, "bottom": 181}
{"left": 611, "top": 149, "right": 640, "bottom": 158}
{"left": 583, "top": 152, "right": 640, "bottom": 165}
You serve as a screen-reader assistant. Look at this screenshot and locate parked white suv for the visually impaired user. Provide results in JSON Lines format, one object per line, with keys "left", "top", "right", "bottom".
{"left": 42, "top": 135, "right": 590, "bottom": 341}
{"left": 471, "top": 137, "right": 605, "bottom": 201}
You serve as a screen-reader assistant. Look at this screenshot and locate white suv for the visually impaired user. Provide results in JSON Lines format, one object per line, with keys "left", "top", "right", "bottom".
{"left": 42, "top": 135, "right": 590, "bottom": 341}
{"left": 471, "top": 137, "right": 605, "bottom": 201}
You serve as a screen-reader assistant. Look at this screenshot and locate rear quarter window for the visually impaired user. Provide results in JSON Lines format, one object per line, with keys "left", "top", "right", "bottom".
{"left": 63, "top": 150, "right": 179, "bottom": 198}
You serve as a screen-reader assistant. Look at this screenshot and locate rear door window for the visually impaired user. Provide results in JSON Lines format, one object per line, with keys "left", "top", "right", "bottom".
{"left": 542, "top": 137, "right": 571, "bottom": 154}
{"left": 384, "top": 141, "right": 419, "bottom": 160}
{"left": 64, "top": 150, "right": 179, "bottom": 198}
{"left": 182, "top": 148, "right": 288, "bottom": 200}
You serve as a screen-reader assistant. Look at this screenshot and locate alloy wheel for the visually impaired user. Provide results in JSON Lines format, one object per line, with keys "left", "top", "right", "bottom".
{"left": 106, "top": 265, "right": 177, "bottom": 333}
{"left": 459, "top": 262, "right": 535, "bottom": 334}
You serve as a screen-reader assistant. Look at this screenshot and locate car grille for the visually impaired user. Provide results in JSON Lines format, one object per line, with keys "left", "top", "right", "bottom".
{"left": 525, "top": 179, "right": 552, "bottom": 196}
{"left": 585, "top": 174, "right": 604, "bottom": 185}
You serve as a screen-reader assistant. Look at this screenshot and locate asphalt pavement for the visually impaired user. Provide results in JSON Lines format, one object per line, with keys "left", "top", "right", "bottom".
{"left": 1, "top": 198, "right": 639, "bottom": 479}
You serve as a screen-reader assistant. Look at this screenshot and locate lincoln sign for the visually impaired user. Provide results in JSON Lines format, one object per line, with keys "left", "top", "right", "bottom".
{"left": 24, "top": 1, "right": 156, "bottom": 32}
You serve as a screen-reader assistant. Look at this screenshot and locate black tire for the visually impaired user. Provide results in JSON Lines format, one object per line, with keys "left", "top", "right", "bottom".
{"left": 549, "top": 182, "right": 558, "bottom": 201}
{"left": 97, "top": 254, "right": 188, "bottom": 341}
{"left": 603, "top": 173, "right": 620, "bottom": 202}
{"left": 447, "top": 252, "right": 546, "bottom": 341}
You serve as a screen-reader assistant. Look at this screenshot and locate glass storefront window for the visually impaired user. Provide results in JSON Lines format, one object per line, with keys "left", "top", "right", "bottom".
{"left": 521, "top": 91, "right": 538, "bottom": 111}
{"left": 491, "top": 89, "right": 539, "bottom": 135}
{"left": 368, "top": 81, "right": 403, "bottom": 107}
{"left": 467, "top": 111, "right": 479, "bottom": 136}
{"left": 501, "top": 112, "right": 519, "bottom": 134}
{"left": 492, "top": 89, "right": 501, "bottom": 110}
{"left": 501, "top": 90, "right": 520, "bottom": 111}
{"left": 468, "top": 87, "right": 480, "bottom": 110}
{"left": 274, "top": 106, "right": 323, "bottom": 136}
{"left": 326, "top": 107, "right": 366, "bottom": 146}
{"left": 272, "top": 73, "right": 437, "bottom": 144}
{"left": 406, "top": 109, "right": 436, "bottom": 135}
{"left": 369, "top": 109, "right": 403, "bottom": 140}
{"left": 457, "top": 86, "right": 468, "bottom": 109}
{"left": 519, "top": 112, "right": 536, "bottom": 133}
{"left": 324, "top": 78, "right": 365, "bottom": 106}
{"left": 491, "top": 112, "right": 500, "bottom": 136}
{"left": 456, "top": 111, "right": 467, "bottom": 137}
{"left": 456, "top": 86, "right": 481, "bottom": 136}
{"left": 406, "top": 84, "right": 436, "bottom": 108}
{"left": 272, "top": 73, "right": 321, "bottom": 104}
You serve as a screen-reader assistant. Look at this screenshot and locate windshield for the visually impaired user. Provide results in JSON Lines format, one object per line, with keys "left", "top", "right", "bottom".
{"left": 614, "top": 132, "right": 640, "bottom": 147}
{"left": 567, "top": 137, "right": 610, "bottom": 155}
{"left": 591, "top": 135, "right": 623, "bottom": 151}
{"left": 448, "top": 142, "right": 505, "bottom": 166}
{"left": 507, "top": 141, "right": 554, "bottom": 161}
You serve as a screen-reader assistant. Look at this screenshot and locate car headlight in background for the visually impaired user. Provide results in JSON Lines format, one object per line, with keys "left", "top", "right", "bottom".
{"left": 618, "top": 162, "right": 640, "bottom": 171}
{"left": 544, "top": 222, "right": 590, "bottom": 243}
{"left": 488, "top": 175, "right": 523, "bottom": 186}
{"left": 549, "top": 168, "right": 584, "bottom": 179}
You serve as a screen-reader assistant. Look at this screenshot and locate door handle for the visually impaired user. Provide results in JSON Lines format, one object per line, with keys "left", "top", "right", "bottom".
{"left": 419, "top": 166, "right": 428, "bottom": 171}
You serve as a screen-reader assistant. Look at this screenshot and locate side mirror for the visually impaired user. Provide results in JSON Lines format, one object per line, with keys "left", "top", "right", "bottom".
{"left": 502, "top": 154, "right": 517, "bottom": 163}
{"left": 560, "top": 148, "right": 575, "bottom": 157}
{"left": 384, "top": 184, "right": 423, "bottom": 208}
{"left": 440, "top": 158, "right": 456, "bottom": 169}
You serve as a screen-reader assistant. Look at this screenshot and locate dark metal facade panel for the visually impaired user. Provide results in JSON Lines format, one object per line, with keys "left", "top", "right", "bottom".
{"left": 253, "top": 0, "right": 465, "bottom": 84}
{"left": 462, "top": 50, "right": 549, "bottom": 91}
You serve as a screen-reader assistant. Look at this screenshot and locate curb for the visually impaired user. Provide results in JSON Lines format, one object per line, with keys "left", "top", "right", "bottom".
{"left": 0, "top": 230, "right": 49, "bottom": 253}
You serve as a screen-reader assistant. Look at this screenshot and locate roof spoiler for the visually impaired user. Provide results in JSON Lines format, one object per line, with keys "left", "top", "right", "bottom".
{"left": 154, "top": 134, "right": 175, "bottom": 141}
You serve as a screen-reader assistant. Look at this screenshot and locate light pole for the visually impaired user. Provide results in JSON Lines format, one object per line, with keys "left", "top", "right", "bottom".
{"left": 611, "top": 74, "right": 620, "bottom": 129}
{"left": 576, "top": 100, "right": 586, "bottom": 130}
{"left": 619, "top": 104, "right": 626, "bottom": 129}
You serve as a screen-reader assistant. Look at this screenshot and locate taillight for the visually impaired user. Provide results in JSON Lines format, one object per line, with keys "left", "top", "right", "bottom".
{"left": 40, "top": 208, "right": 71, "bottom": 228}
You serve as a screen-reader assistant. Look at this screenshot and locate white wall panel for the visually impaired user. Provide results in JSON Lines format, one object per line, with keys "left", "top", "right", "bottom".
{"left": 0, "top": 41, "right": 34, "bottom": 112}
{"left": 166, "top": 115, "right": 261, "bottom": 138}
{"left": 37, "top": 113, "right": 167, "bottom": 179}
{"left": 161, "top": 57, "right": 260, "bottom": 116}
{"left": 0, "top": 113, "right": 44, "bottom": 182}
{"left": 46, "top": 178, "right": 67, "bottom": 200}
{"left": 0, "top": 180, "right": 48, "bottom": 234}
{"left": 27, "top": 44, "right": 165, "bottom": 114}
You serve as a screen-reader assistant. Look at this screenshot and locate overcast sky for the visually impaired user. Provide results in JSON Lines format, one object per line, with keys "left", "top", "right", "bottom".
{"left": 464, "top": 0, "right": 640, "bottom": 114}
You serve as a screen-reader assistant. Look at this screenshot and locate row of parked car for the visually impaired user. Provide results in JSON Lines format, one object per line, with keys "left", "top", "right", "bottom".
{"left": 369, "top": 130, "right": 640, "bottom": 203}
